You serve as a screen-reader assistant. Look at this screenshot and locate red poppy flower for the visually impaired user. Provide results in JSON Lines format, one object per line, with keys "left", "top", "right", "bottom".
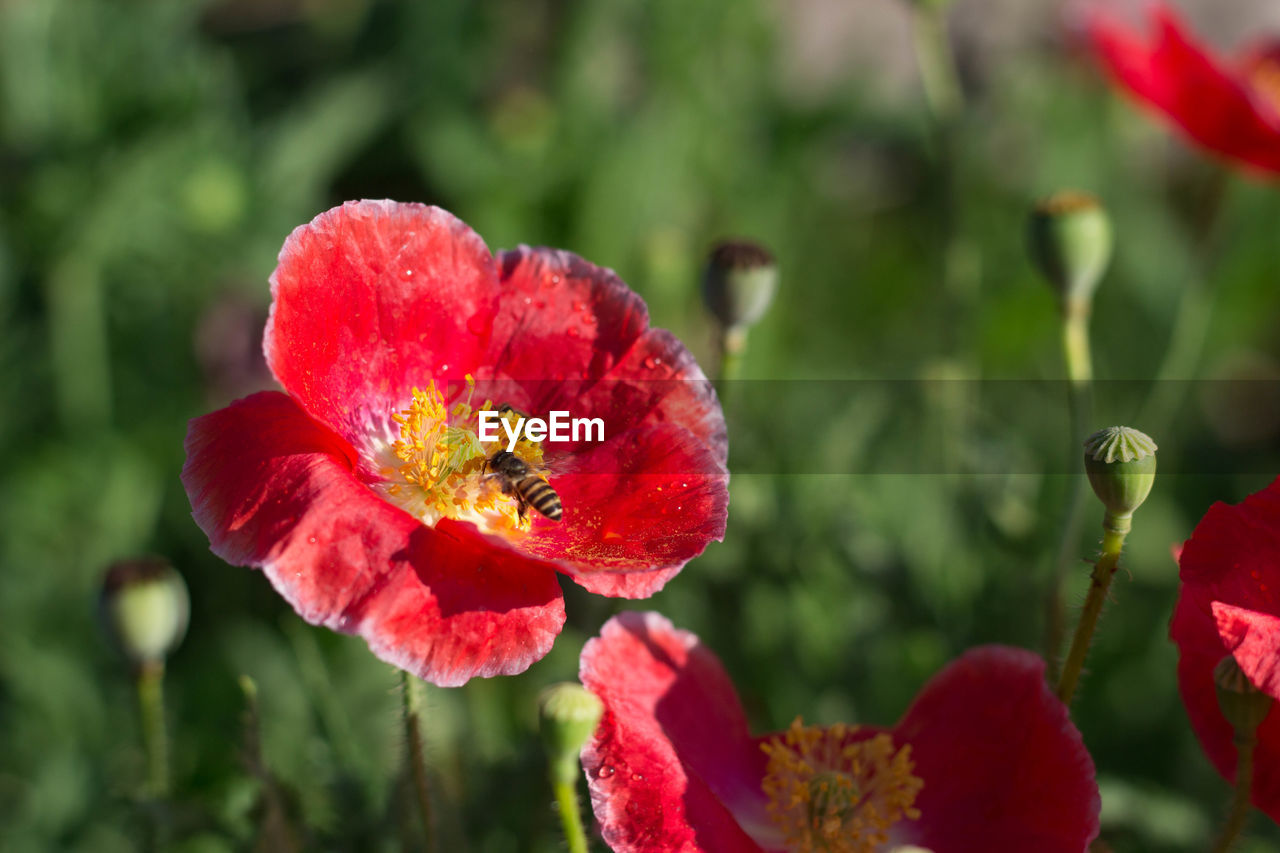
{"left": 181, "top": 201, "right": 728, "bottom": 687}
{"left": 1172, "top": 477, "right": 1280, "bottom": 821}
{"left": 1087, "top": 3, "right": 1280, "bottom": 175}
{"left": 579, "top": 612, "right": 1100, "bottom": 853}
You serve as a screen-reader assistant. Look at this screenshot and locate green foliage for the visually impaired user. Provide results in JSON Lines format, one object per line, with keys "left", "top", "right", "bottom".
{"left": 2, "top": 0, "right": 1279, "bottom": 850}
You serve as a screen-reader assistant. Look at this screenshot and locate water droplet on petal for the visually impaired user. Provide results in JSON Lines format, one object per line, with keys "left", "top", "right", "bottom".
{"left": 400, "top": 268, "right": 414, "bottom": 280}
{"left": 308, "top": 536, "right": 317, "bottom": 544}
{"left": 467, "top": 313, "right": 490, "bottom": 336}
{"left": 524, "top": 297, "right": 532, "bottom": 305}
{"left": 643, "top": 356, "right": 659, "bottom": 369}
{"left": 631, "top": 773, "right": 644, "bottom": 781}
{"left": 597, "top": 765, "right": 615, "bottom": 779}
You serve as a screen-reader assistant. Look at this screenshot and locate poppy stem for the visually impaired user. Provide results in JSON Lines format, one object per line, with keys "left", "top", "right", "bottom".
{"left": 1210, "top": 731, "right": 1256, "bottom": 853}
{"left": 136, "top": 660, "right": 169, "bottom": 798}
{"left": 1045, "top": 310, "right": 1094, "bottom": 679}
{"left": 401, "top": 670, "right": 437, "bottom": 853}
{"left": 909, "top": 1, "right": 963, "bottom": 126}
{"left": 714, "top": 326, "right": 747, "bottom": 404}
{"left": 1056, "top": 513, "right": 1128, "bottom": 705}
{"left": 551, "top": 777, "right": 590, "bottom": 853}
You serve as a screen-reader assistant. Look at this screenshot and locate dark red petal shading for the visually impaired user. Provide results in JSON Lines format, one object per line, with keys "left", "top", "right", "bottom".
{"left": 580, "top": 612, "right": 771, "bottom": 853}
{"left": 1087, "top": 6, "right": 1280, "bottom": 174}
{"left": 488, "top": 247, "right": 650, "bottom": 384}
{"left": 892, "top": 646, "right": 1100, "bottom": 852}
{"left": 181, "top": 392, "right": 565, "bottom": 687}
{"left": 265, "top": 200, "right": 501, "bottom": 445}
{"left": 514, "top": 424, "right": 728, "bottom": 599}
{"left": 486, "top": 247, "right": 727, "bottom": 463}
{"left": 1173, "top": 478, "right": 1280, "bottom": 819}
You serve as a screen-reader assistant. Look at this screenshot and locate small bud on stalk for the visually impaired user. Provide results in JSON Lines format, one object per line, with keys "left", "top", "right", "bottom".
{"left": 1028, "top": 191, "right": 1113, "bottom": 316}
{"left": 1214, "top": 655, "right": 1275, "bottom": 736}
{"left": 702, "top": 239, "right": 777, "bottom": 337}
{"left": 100, "top": 557, "right": 190, "bottom": 670}
{"left": 1083, "top": 426, "right": 1157, "bottom": 528}
{"left": 539, "top": 683, "right": 604, "bottom": 785}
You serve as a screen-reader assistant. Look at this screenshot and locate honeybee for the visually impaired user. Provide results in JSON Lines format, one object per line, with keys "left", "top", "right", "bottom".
{"left": 484, "top": 449, "right": 562, "bottom": 522}
{"left": 483, "top": 405, "right": 562, "bottom": 522}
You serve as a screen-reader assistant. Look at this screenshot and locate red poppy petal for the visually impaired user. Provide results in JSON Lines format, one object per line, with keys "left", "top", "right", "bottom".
{"left": 1088, "top": 6, "right": 1280, "bottom": 173}
{"left": 515, "top": 424, "right": 728, "bottom": 596}
{"left": 1178, "top": 476, "right": 1280, "bottom": 620}
{"left": 181, "top": 392, "right": 565, "bottom": 687}
{"left": 484, "top": 247, "right": 726, "bottom": 464}
{"left": 892, "top": 646, "right": 1100, "bottom": 852}
{"left": 1213, "top": 602, "right": 1280, "bottom": 697}
{"left": 573, "top": 328, "right": 728, "bottom": 464}
{"left": 488, "top": 247, "right": 650, "bottom": 383}
{"left": 1173, "top": 595, "right": 1280, "bottom": 821}
{"left": 265, "top": 200, "right": 500, "bottom": 444}
{"left": 580, "top": 612, "right": 770, "bottom": 853}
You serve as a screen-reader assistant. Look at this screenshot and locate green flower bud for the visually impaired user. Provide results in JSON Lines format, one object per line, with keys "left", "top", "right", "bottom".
{"left": 1083, "top": 426, "right": 1157, "bottom": 522}
{"left": 539, "top": 682, "right": 603, "bottom": 785}
{"left": 1028, "top": 191, "right": 1112, "bottom": 313}
{"left": 1214, "top": 655, "right": 1274, "bottom": 736}
{"left": 702, "top": 239, "right": 777, "bottom": 333}
{"left": 100, "top": 557, "right": 190, "bottom": 669}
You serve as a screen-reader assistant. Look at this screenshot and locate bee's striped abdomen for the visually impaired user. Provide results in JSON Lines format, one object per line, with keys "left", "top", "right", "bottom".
{"left": 518, "top": 476, "right": 562, "bottom": 521}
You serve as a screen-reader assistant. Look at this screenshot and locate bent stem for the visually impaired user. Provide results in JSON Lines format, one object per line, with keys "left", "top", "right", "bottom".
{"left": 137, "top": 660, "right": 169, "bottom": 798}
{"left": 552, "top": 777, "right": 590, "bottom": 853}
{"left": 1056, "top": 513, "right": 1129, "bottom": 706}
{"left": 401, "top": 671, "right": 437, "bottom": 853}
{"left": 1045, "top": 309, "right": 1094, "bottom": 678}
{"left": 1210, "top": 732, "right": 1257, "bottom": 853}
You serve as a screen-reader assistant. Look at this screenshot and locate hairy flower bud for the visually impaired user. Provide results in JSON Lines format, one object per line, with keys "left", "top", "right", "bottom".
{"left": 1214, "top": 655, "right": 1274, "bottom": 736}
{"left": 100, "top": 557, "right": 190, "bottom": 669}
{"left": 1083, "top": 426, "right": 1157, "bottom": 522}
{"left": 539, "top": 682, "right": 604, "bottom": 785}
{"left": 702, "top": 239, "right": 778, "bottom": 333}
{"left": 1028, "top": 191, "right": 1112, "bottom": 314}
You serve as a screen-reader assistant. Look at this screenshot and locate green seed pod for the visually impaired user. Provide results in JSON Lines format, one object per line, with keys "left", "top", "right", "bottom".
{"left": 1214, "top": 655, "right": 1274, "bottom": 735}
{"left": 1083, "top": 426, "right": 1157, "bottom": 521}
{"left": 539, "top": 682, "right": 603, "bottom": 785}
{"left": 702, "top": 239, "right": 778, "bottom": 333}
{"left": 1028, "top": 191, "right": 1113, "bottom": 314}
{"left": 100, "top": 557, "right": 190, "bottom": 669}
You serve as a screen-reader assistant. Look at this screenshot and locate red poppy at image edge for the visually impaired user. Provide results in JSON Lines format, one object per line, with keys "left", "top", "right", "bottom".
{"left": 180, "top": 200, "right": 728, "bottom": 688}
{"left": 1086, "top": 2, "right": 1280, "bottom": 175}
{"left": 579, "top": 612, "right": 1101, "bottom": 853}
{"left": 1173, "top": 477, "right": 1280, "bottom": 823}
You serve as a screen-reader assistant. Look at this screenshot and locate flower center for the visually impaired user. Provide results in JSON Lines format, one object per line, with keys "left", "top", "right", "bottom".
{"left": 371, "top": 377, "right": 548, "bottom": 533}
{"left": 760, "top": 718, "right": 922, "bottom": 853}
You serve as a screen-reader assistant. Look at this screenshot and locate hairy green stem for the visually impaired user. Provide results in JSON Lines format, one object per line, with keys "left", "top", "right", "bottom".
{"left": 401, "top": 671, "right": 436, "bottom": 853}
{"left": 1210, "top": 733, "right": 1256, "bottom": 853}
{"left": 1056, "top": 515, "right": 1129, "bottom": 705}
{"left": 137, "top": 660, "right": 168, "bottom": 798}
{"left": 552, "top": 778, "right": 590, "bottom": 853}
{"left": 910, "top": 3, "right": 963, "bottom": 125}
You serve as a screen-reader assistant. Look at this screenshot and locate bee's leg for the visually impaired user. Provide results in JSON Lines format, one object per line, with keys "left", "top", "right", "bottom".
{"left": 516, "top": 496, "right": 529, "bottom": 523}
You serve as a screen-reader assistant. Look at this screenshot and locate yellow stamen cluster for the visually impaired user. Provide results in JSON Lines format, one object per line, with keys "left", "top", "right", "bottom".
{"left": 760, "top": 718, "right": 922, "bottom": 853}
{"left": 379, "top": 378, "right": 544, "bottom": 531}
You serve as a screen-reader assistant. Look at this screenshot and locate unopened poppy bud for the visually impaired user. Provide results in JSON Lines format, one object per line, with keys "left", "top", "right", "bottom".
{"left": 702, "top": 239, "right": 778, "bottom": 334}
{"left": 1214, "top": 655, "right": 1274, "bottom": 736}
{"left": 539, "top": 682, "right": 603, "bottom": 785}
{"left": 1028, "top": 191, "right": 1112, "bottom": 314}
{"left": 1083, "top": 426, "right": 1157, "bottom": 523}
{"left": 100, "top": 557, "right": 190, "bottom": 669}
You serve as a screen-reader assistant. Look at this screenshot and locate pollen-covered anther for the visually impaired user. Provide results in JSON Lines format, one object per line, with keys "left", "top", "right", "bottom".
{"left": 761, "top": 718, "right": 922, "bottom": 853}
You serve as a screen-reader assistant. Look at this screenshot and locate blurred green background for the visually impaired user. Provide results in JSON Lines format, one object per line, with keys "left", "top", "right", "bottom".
{"left": 4, "top": 0, "right": 1280, "bottom": 850}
